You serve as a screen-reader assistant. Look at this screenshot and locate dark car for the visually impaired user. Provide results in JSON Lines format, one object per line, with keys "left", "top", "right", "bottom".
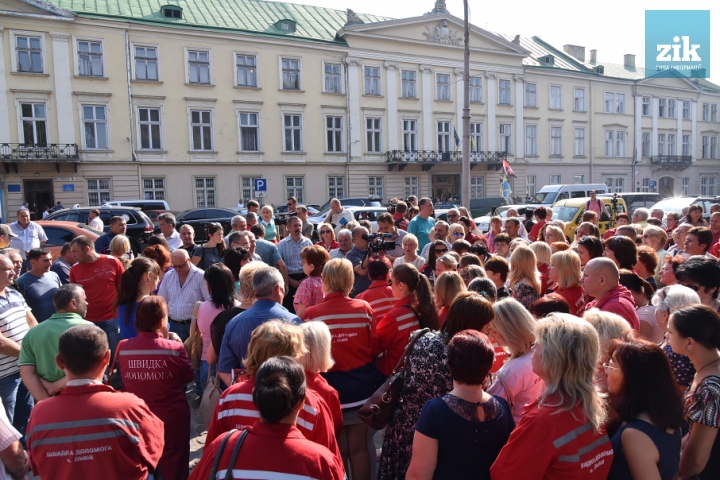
{"left": 167, "top": 207, "right": 240, "bottom": 244}
{"left": 44, "top": 207, "right": 154, "bottom": 254}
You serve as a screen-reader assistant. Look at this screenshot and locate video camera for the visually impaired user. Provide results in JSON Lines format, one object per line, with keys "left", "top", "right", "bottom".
{"left": 361, "top": 232, "right": 396, "bottom": 253}
{"left": 274, "top": 211, "right": 297, "bottom": 226}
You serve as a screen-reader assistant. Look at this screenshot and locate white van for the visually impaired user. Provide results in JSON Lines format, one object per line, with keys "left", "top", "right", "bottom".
{"left": 530, "top": 184, "right": 608, "bottom": 206}
{"left": 103, "top": 200, "right": 170, "bottom": 211}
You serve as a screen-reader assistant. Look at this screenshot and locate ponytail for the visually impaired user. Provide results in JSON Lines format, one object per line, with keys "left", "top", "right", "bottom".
{"left": 115, "top": 257, "right": 160, "bottom": 326}
{"left": 393, "top": 263, "right": 439, "bottom": 330}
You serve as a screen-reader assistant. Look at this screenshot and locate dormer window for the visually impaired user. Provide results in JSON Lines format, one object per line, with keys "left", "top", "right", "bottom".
{"left": 161, "top": 5, "right": 183, "bottom": 19}
{"left": 274, "top": 19, "right": 296, "bottom": 33}
{"left": 540, "top": 55, "right": 554, "bottom": 66}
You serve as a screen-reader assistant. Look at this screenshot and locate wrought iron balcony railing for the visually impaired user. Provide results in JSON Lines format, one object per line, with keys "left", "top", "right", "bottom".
{"left": 650, "top": 155, "right": 692, "bottom": 165}
{"left": 386, "top": 150, "right": 508, "bottom": 171}
{"left": 0, "top": 143, "right": 80, "bottom": 161}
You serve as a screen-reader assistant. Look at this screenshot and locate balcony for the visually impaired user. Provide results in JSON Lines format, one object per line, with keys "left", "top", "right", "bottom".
{"left": 0, "top": 143, "right": 80, "bottom": 173}
{"left": 650, "top": 155, "right": 692, "bottom": 170}
{"left": 386, "top": 150, "right": 507, "bottom": 171}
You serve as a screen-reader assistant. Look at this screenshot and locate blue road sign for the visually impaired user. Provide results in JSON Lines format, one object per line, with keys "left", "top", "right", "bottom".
{"left": 254, "top": 178, "right": 266, "bottom": 191}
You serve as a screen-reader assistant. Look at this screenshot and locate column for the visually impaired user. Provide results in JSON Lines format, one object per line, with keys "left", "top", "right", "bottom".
{"left": 691, "top": 101, "right": 697, "bottom": 163}
{"left": 514, "top": 75, "right": 524, "bottom": 159}
{"left": 634, "top": 95, "right": 642, "bottom": 161}
{"left": 651, "top": 96, "right": 659, "bottom": 156}
{"left": 0, "top": 27, "right": 10, "bottom": 143}
{"left": 385, "top": 62, "right": 399, "bottom": 151}
{"left": 676, "top": 99, "right": 683, "bottom": 157}
{"left": 420, "top": 65, "right": 434, "bottom": 150}
{"left": 345, "top": 57, "right": 362, "bottom": 159}
{"left": 485, "top": 72, "right": 497, "bottom": 151}
{"left": 50, "top": 32, "right": 76, "bottom": 144}
{"left": 454, "top": 68, "right": 464, "bottom": 135}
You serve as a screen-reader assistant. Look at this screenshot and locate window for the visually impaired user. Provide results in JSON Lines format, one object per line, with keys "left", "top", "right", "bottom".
{"left": 78, "top": 40, "right": 103, "bottom": 77}
{"left": 20, "top": 103, "right": 47, "bottom": 147}
{"left": 138, "top": 107, "right": 161, "bottom": 150}
{"left": 324, "top": 63, "right": 341, "bottom": 93}
{"left": 195, "top": 177, "right": 216, "bottom": 207}
{"left": 364, "top": 67, "right": 380, "bottom": 95}
{"left": 550, "top": 86, "right": 562, "bottom": 109}
{"left": 641, "top": 178, "right": 652, "bottom": 193}
{"left": 241, "top": 177, "right": 261, "bottom": 202}
{"left": 368, "top": 177, "right": 383, "bottom": 198}
{"left": 87, "top": 179, "right": 110, "bottom": 206}
{"left": 437, "top": 121, "right": 451, "bottom": 152}
{"left": 702, "top": 136, "right": 709, "bottom": 158}
{"left": 284, "top": 114, "right": 302, "bottom": 152}
{"left": 469, "top": 77, "right": 482, "bottom": 103}
{"left": 605, "top": 131, "right": 614, "bottom": 157}
{"left": 682, "top": 135, "right": 691, "bottom": 156}
{"left": 712, "top": 105, "right": 718, "bottom": 122}
{"left": 616, "top": 94, "right": 625, "bottom": 114}
{"left": 470, "top": 177, "right": 483, "bottom": 198}
{"left": 403, "top": 120, "right": 417, "bottom": 152}
{"left": 574, "top": 174, "right": 585, "bottom": 184}
{"left": 659, "top": 98, "right": 667, "bottom": 118}
{"left": 366, "top": 118, "right": 381, "bottom": 153}
{"left": 524, "top": 83, "right": 537, "bottom": 107}
{"left": 328, "top": 177, "right": 344, "bottom": 199}
{"left": 135, "top": 46, "right": 158, "bottom": 81}
{"left": 405, "top": 177, "right": 419, "bottom": 198}
{"left": 712, "top": 137, "right": 718, "bottom": 159}
{"left": 82, "top": 105, "right": 108, "bottom": 149}
{"left": 190, "top": 110, "right": 212, "bottom": 150}
{"left": 286, "top": 177, "right": 304, "bottom": 203}
{"left": 605, "top": 177, "right": 625, "bottom": 193}
{"left": 604, "top": 92, "right": 614, "bottom": 113}
{"left": 239, "top": 112, "right": 259, "bottom": 152}
{"left": 682, "top": 101, "right": 691, "bottom": 120}
{"left": 499, "top": 124, "right": 511, "bottom": 153}
{"left": 669, "top": 99, "right": 676, "bottom": 118}
{"left": 187, "top": 50, "right": 210, "bottom": 84}
{"left": 470, "top": 123, "right": 483, "bottom": 152}
{"left": 16, "top": 35, "right": 42, "bottom": 73}
{"left": 326, "top": 116, "right": 343, "bottom": 153}
{"left": 526, "top": 175, "right": 536, "bottom": 197}
{"left": 642, "top": 132, "right": 651, "bottom": 157}
{"left": 525, "top": 125, "right": 537, "bottom": 156}
{"left": 616, "top": 131, "right": 626, "bottom": 157}
{"left": 642, "top": 96, "right": 651, "bottom": 116}
{"left": 574, "top": 88, "right": 585, "bottom": 111}
{"left": 550, "top": 174, "right": 562, "bottom": 184}
{"left": 700, "top": 176, "right": 716, "bottom": 196}
{"left": 282, "top": 59, "right": 300, "bottom": 90}
{"left": 682, "top": 177, "right": 690, "bottom": 195}
{"left": 143, "top": 178, "right": 165, "bottom": 200}
{"left": 550, "top": 127, "right": 562, "bottom": 156}
{"left": 668, "top": 134, "right": 676, "bottom": 155}
{"left": 702, "top": 103, "right": 709, "bottom": 121}
{"left": 499, "top": 79, "right": 511, "bottom": 105}
{"left": 436, "top": 74, "right": 451, "bottom": 101}
{"left": 658, "top": 133, "right": 666, "bottom": 156}
{"left": 574, "top": 128, "right": 585, "bottom": 156}
{"left": 236, "top": 55, "right": 257, "bottom": 87}
{"left": 401, "top": 71, "right": 416, "bottom": 98}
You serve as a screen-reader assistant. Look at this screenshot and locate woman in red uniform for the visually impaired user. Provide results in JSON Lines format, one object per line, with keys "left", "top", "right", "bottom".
{"left": 302, "top": 258, "right": 378, "bottom": 480}
{"left": 190, "top": 356, "right": 344, "bottom": 480}
{"left": 116, "top": 296, "right": 195, "bottom": 480}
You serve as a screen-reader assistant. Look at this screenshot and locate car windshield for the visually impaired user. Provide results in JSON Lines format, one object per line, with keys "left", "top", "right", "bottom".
{"left": 651, "top": 198, "right": 691, "bottom": 214}
{"left": 312, "top": 208, "right": 332, "bottom": 218}
{"left": 552, "top": 206, "right": 581, "bottom": 222}
{"left": 531, "top": 191, "right": 558, "bottom": 204}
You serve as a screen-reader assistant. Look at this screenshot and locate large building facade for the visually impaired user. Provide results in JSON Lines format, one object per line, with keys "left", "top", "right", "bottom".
{"left": 0, "top": 0, "right": 718, "bottom": 218}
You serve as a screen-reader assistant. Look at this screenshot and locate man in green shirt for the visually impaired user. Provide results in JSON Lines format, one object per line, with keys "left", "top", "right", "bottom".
{"left": 19, "top": 284, "right": 91, "bottom": 401}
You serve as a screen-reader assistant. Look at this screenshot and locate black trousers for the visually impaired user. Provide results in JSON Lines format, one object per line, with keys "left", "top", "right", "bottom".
{"left": 282, "top": 272, "right": 307, "bottom": 314}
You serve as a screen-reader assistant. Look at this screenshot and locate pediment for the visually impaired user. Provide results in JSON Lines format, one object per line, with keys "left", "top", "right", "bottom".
{"left": 0, "top": 0, "right": 74, "bottom": 17}
{"left": 637, "top": 72, "right": 702, "bottom": 92}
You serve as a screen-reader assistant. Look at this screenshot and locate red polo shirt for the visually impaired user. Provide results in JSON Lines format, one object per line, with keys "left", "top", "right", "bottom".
{"left": 376, "top": 296, "right": 419, "bottom": 376}
{"left": 356, "top": 280, "right": 397, "bottom": 322}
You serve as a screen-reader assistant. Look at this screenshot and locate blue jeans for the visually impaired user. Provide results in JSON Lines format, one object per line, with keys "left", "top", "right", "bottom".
{"left": 95, "top": 318, "right": 120, "bottom": 362}
{"left": 0, "top": 372, "right": 34, "bottom": 440}
{"left": 197, "top": 361, "right": 217, "bottom": 396}
{"left": 169, "top": 320, "right": 191, "bottom": 343}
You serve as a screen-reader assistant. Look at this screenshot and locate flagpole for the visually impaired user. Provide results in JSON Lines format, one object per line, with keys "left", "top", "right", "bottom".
{"left": 461, "top": 0, "right": 471, "bottom": 210}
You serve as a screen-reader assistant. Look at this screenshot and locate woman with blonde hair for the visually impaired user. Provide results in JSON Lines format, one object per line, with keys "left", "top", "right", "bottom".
{"left": 446, "top": 223, "right": 465, "bottom": 245}
{"left": 109, "top": 234, "right": 133, "bottom": 268}
{"left": 487, "top": 298, "right": 543, "bottom": 423}
{"left": 434, "top": 271, "right": 466, "bottom": 325}
{"left": 435, "top": 253, "right": 458, "bottom": 278}
{"left": 541, "top": 224, "right": 566, "bottom": 245}
{"left": 393, "top": 233, "right": 425, "bottom": 270}
{"left": 583, "top": 308, "right": 631, "bottom": 392}
{"left": 509, "top": 246, "right": 541, "bottom": 310}
{"left": 549, "top": 250, "right": 584, "bottom": 314}
{"left": 529, "top": 242, "right": 552, "bottom": 295}
{"left": 259, "top": 204, "right": 278, "bottom": 243}
{"left": 315, "top": 224, "right": 338, "bottom": 252}
{"left": 491, "top": 313, "right": 612, "bottom": 479}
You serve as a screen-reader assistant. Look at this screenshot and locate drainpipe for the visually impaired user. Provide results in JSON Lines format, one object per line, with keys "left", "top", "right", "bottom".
{"left": 589, "top": 80, "right": 593, "bottom": 182}
{"left": 344, "top": 55, "right": 350, "bottom": 194}
{"left": 632, "top": 83, "right": 637, "bottom": 192}
{"left": 125, "top": 30, "right": 138, "bottom": 162}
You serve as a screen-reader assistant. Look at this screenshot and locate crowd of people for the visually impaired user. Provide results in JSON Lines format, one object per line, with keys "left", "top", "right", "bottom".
{"left": 0, "top": 195, "right": 719, "bottom": 479}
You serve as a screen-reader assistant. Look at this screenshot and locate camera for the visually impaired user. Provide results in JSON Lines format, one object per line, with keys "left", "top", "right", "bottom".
{"left": 362, "top": 233, "right": 396, "bottom": 253}
{"left": 274, "top": 211, "right": 297, "bottom": 226}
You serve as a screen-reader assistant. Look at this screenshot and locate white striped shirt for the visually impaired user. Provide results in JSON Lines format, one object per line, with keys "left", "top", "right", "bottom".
{"left": 0, "top": 406, "right": 21, "bottom": 480}
{"left": 157, "top": 265, "right": 210, "bottom": 321}
{"left": 0, "top": 289, "right": 31, "bottom": 378}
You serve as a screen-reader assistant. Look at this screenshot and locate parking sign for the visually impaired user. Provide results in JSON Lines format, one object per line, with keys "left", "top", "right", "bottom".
{"left": 254, "top": 178, "right": 266, "bottom": 191}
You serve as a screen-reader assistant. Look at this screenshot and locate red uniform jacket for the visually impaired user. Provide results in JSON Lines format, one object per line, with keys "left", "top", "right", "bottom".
{"left": 490, "top": 399, "right": 613, "bottom": 480}
{"left": 27, "top": 383, "right": 164, "bottom": 480}
{"left": 206, "top": 378, "right": 342, "bottom": 467}
{"left": 117, "top": 333, "right": 195, "bottom": 480}
{"left": 356, "top": 280, "right": 397, "bottom": 322}
{"left": 302, "top": 292, "right": 377, "bottom": 372}
{"left": 190, "top": 422, "right": 343, "bottom": 480}
{"left": 555, "top": 286, "right": 585, "bottom": 315}
{"left": 306, "top": 371, "right": 343, "bottom": 436}
{"left": 376, "top": 296, "right": 419, "bottom": 377}
{"left": 584, "top": 285, "right": 640, "bottom": 331}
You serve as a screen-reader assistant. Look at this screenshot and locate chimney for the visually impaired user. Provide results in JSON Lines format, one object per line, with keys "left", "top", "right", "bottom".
{"left": 624, "top": 54, "right": 635, "bottom": 68}
{"left": 590, "top": 49, "right": 597, "bottom": 63}
{"left": 563, "top": 44, "right": 585, "bottom": 62}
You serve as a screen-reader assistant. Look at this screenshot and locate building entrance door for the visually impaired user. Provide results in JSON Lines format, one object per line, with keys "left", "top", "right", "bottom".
{"left": 432, "top": 175, "right": 460, "bottom": 202}
{"left": 23, "top": 180, "right": 54, "bottom": 220}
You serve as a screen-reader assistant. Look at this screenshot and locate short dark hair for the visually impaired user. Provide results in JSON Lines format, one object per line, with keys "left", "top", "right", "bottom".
{"left": 27, "top": 248, "right": 50, "bottom": 262}
{"left": 157, "top": 212, "right": 176, "bottom": 227}
{"left": 447, "top": 330, "right": 495, "bottom": 385}
{"left": 441, "top": 292, "right": 495, "bottom": 342}
{"left": 109, "top": 216, "right": 125, "bottom": 225}
{"left": 647, "top": 218, "right": 662, "bottom": 227}
{"left": 250, "top": 223, "right": 265, "bottom": 238}
{"left": 395, "top": 201, "right": 407, "bottom": 214}
{"left": 582, "top": 211, "right": 598, "bottom": 223}
{"left": 407, "top": 195, "right": 417, "bottom": 203}
{"left": 452, "top": 240, "right": 471, "bottom": 254}
{"left": 675, "top": 256, "right": 720, "bottom": 299}
{"left": 58, "top": 325, "right": 108, "bottom": 376}
{"left": 578, "top": 235, "right": 604, "bottom": 259}
{"left": 671, "top": 304, "right": 720, "bottom": 350}
{"left": 247, "top": 200, "right": 259, "bottom": 209}
{"left": 467, "top": 278, "right": 497, "bottom": 302}
{"left": 228, "top": 231, "right": 244, "bottom": 245}
{"left": 376, "top": 212, "right": 393, "bottom": 225}
{"left": 71, "top": 235, "right": 94, "bottom": 251}
{"left": 616, "top": 213, "right": 630, "bottom": 222}
{"left": 687, "top": 227, "right": 713, "bottom": 253}
{"left": 287, "top": 196, "right": 297, "bottom": 204}
{"left": 90, "top": 208, "right": 100, "bottom": 216}
{"left": 253, "top": 356, "right": 306, "bottom": 423}
{"left": 605, "top": 236, "right": 638, "bottom": 270}
{"left": 53, "top": 284, "right": 83, "bottom": 311}
{"left": 223, "top": 247, "right": 251, "bottom": 281}
{"left": 493, "top": 233, "right": 511, "bottom": 246}
{"left": 60, "top": 242, "right": 72, "bottom": 256}
{"left": 577, "top": 221, "right": 600, "bottom": 238}
{"left": 367, "top": 259, "right": 390, "bottom": 280}
{"left": 534, "top": 206, "right": 547, "bottom": 220}
{"left": 147, "top": 235, "right": 170, "bottom": 250}
{"left": 529, "top": 294, "right": 571, "bottom": 318}
{"left": 134, "top": 296, "right": 168, "bottom": 332}
{"left": 418, "top": 197, "right": 432, "bottom": 207}
{"left": 484, "top": 256, "right": 509, "bottom": 282}
{"left": 636, "top": 246, "right": 659, "bottom": 273}
{"left": 505, "top": 218, "right": 520, "bottom": 228}
{"left": 300, "top": 245, "right": 330, "bottom": 277}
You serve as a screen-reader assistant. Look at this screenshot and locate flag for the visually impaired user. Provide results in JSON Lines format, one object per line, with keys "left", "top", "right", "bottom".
{"left": 502, "top": 159, "right": 517, "bottom": 178}
{"left": 454, "top": 128, "right": 460, "bottom": 147}
{"left": 502, "top": 178, "right": 512, "bottom": 199}
{"left": 470, "top": 136, "right": 476, "bottom": 151}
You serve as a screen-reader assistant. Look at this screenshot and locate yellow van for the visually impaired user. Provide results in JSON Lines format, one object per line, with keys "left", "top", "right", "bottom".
{"left": 551, "top": 197, "right": 628, "bottom": 242}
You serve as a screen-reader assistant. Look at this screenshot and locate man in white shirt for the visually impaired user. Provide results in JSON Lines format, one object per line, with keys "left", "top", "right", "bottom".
{"left": 330, "top": 229, "right": 353, "bottom": 259}
{"left": 324, "top": 198, "right": 355, "bottom": 234}
{"left": 0, "top": 406, "right": 28, "bottom": 480}
{"left": 157, "top": 213, "right": 182, "bottom": 251}
{"left": 9, "top": 208, "right": 47, "bottom": 262}
{"left": 87, "top": 208, "right": 104, "bottom": 231}
{"left": 224, "top": 215, "right": 247, "bottom": 247}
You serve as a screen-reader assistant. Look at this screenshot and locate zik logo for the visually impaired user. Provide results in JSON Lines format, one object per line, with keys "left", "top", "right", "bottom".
{"left": 656, "top": 36, "right": 701, "bottom": 62}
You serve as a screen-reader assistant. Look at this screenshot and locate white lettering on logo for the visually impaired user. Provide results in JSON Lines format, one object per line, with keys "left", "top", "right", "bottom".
{"left": 657, "top": 36, "right": 701, "bottom": 62}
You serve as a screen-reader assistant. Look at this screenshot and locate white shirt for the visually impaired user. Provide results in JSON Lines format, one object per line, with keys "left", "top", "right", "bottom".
{"left": 0, "top": 406, "right": 21, "bottom": 480}
{"left": 487, "top": 350, "right": 544, "bottom": 424}
{"left": 88, "top": 216, "right": 104, "bottom": 231}
{"left": 330, "top": 248, "right": 350, "bottom": 260}
{"left": 158, "top": 265, "right": 211, "bottom": 320}
{"left": 9, "top": 221, "right": 47, "bottom": 259}
{"left": 164, "top": 230, "right": 183, "bottom": 251}
{"left": 328, "top": 209, "right": 355, "bottom": 233}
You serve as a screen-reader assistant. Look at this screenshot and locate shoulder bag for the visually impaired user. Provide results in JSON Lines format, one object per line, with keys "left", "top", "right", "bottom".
{"left": 358, "top": 328, "right": 430, "bottom": 430}
{"left": 183, "top": 301, "right": 203, "bottom": 370}
{"left": 208, "top": 428, "right": 250, "bottom": 480}
{"left": 494, "top": 372, "right": 515, "bottom": 408}
{"left": 198, "top": 370, "right": 223, "bottom": 427}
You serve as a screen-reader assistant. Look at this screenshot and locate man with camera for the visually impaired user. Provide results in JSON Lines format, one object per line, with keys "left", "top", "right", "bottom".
{"left": 346, "top": 226, "right": 394, "bottom": 297}
{"left": 376, "top": 213, "right": 407, "bottom": 263}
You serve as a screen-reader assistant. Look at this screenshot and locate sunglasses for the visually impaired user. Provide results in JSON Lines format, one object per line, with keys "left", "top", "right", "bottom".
{"left": 435, "top": 248, "right": 448, "bottom": 254}
{"left": 287, "top": 203, "right": 294, "bottom": 207}
{"left": 320, "top": 230, "right": 332, "bottom": 234}
{"left": 453, "top": 232, "right": 464, "bottom": 237}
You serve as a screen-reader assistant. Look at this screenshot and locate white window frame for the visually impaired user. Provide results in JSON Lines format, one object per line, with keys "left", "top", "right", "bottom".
{"left": 325, "top": 115, "right": 343, "bottom": 153}
{"left": 668, "top": 133, "right": 676, "bottom": 155}
{"left": 550, "top": 126, "right": 562, "bottom": 156}
{"left": 711, "top": 136, "right": 718, "bottom": 159}
{"left": 10, "top": 31, "right": 47, "bottom": 74}
{"left": 365, "top": 117, "right": 382, "bottom": 153}
{"left": 702, "top": 103, "right": 709, "bottom": 121}
{"left": 604, "top": 92, "right": 614, "bottom": 113}
{"left": 549, "top": 85, "right": 562, "bottom": 110}
{"left": 574, "top": 88, "right": 585, "bottom": 112}
{"left": 605, "top": 130, "right": 614, "bottom": 157}
{"left": 235, "top": 52, "right": 258, "bottom": 88}
{"left": 659, "top": 98, "right": 667, "bottom": 118}
{"left": 702, "top": 136, "right": 709, "bottom": 159}
{"left": 405, "top": 176, "right": 419, "bottom": 198}
{"left": 616, "top": 93, "right": 625, "bottom": 114}
{"left": 574, "top": 127, "right": 585, "bottom": 156}
{"left": 642, "top": 96, "right": 651, "bottom": 116}
{"left": 550, "top": 174, "right": 562, "bottom": 184}
{"left": 322, "top": 61, "right": 342, "bottom": 94}
{"left": 368, "top": 176, "right": 384, "bottom": 199}
{"left": 279, "top": 56, "right": 302, "bottom": 91}
{"left": 137, "top": 106, "right": 163, "bottom": 151}
{"left": 498, "top": 79, "right": 511, "bottom": 105}
{"left": 241, "top": 176, "right": 262, "bottom": 203}
{"left": 470, "top": 122, "right": 483, "bottom": 152}
{"left": 73, "top": 36, "right": 106, "bottom": 78}
{"left": 143, "top": 178, "right": 166, "bottom": 201}
{"left": 189, "top": 109, "right": 214, "bottom": 151}
{"left": 283, "top": 113, "right": 303, "bottom": 152}
{"left": 499, "top": 124, "right": 512, "bottom": 153}
{"left": 604, "top": 177, "right": 625, "bottom": 193}
{"left": 712, "top": 104, "right": 719, "bottom": 123}
{"left": 526, "top": 175, "right": 536, "bottom": 197}
{"left": 574, "top": 174, "right": 586, "bottom": 184}
{"left": 470, "top": 176, "right": 484, "bottom": 198}
{"left": 131, "top": 43, "right": 161, "bottom": 81}
{"left": 525, "top": 125, "right": 537, "bottom": 156}
{"left": 328, "top": 176, "right": 345, "bottom": 199}
{"left": 524, "top": 82, "right": 537, "bottom": 108}
{"left": 185, "top": 48, "right": 213, "bottom": 85}
{"left": 616, "top": 131, "right": 626, "bottom": 157}
{"left": 403, "top": 119, "right": 418, "bottom": 152}
{"left": 86, "top": 178, "right": 111, "bottom": 206}
{"left": 18, "top": 101, "right": 49, "bottom": 146}
{"left": 437, "top": 121, "right": 451, "bottom": 153}
{"left": 238, "top": 111, "right": 260, "bottom": 152}
{"left": 194, "top": 177, "right": 216, "bottom": 208}
{"left": 81, "top": 104, "right": 109, "bottom": 150}
{"left": 364, "top": 66, "right": 381, "bottom": 96}
{"left": 286, "top": 176, "right": 304, "bottom": 203}
{"left": 668, "top": 99, "right": 677, "bottom": 118}
{"left": 401, "top": 70, "right": 417, "bottom": 99}
{"left": 642, "top": 132, "right": 651, "bottom": 157}
{"left": 436, "top": 73, "right": 451, "bottom": 101}
{"left": 682, "top": 134, "right": 691, "bottom": 156}
{"left": 658, "top": 133, "right": 666, "bottom": 156}
{"left": 469, "top": 76, "right": 482, "bottom": 103}
{"left": 700, "top": 176, "right": 716, "bottom": 196}
{"left": 683, "top": 101, "right": 691, "bottom": 120}
{"left": 682, "top": 177, "right": 690, "bottom": 195}
{"left": 641, "top": 178, "right": 651, "bottom": 193}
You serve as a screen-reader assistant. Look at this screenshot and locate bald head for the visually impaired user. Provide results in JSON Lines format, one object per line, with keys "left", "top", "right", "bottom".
{"left": 171, "top": 249, "right": 189, "bottom": 262}
{"left": 582, "top": 257, "right": 619, "bottom": 299}
{"left": 352, "top": 226, "right": 369, "bottom": 240}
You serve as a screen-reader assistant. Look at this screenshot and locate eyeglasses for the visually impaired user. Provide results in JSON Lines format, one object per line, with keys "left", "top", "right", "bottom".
{"left": 172, "top": 260, "right": 189, "bottom": 269}
{"left": 602, "top": 362, "right": 620, "bottom": 372}
{"left": 435, "top": 248, "right": 448, "bottom": 254}
{"left": 453, "top": 232, "right": 464, "bottom": 237}
{"left": 320, "top": 230, "right": 332, "bottom": 234}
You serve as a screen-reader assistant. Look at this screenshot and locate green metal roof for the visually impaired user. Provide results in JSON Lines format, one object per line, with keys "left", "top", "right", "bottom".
{"left": 45, "top": 0, "right": 391, "bottom": 44}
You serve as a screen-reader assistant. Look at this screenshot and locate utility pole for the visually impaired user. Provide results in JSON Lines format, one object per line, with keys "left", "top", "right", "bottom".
{"left": 461, "top": 0, "right": 471, "bottom": 209}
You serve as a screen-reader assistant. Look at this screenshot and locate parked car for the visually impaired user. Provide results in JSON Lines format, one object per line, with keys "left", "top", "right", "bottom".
{"left": 44, "top": 207, "right": 154, "bottom": 254}
{"left": 598, "top": 192, "right": 662, "bottom": 213}
{"left": 36, "top": 221, "right": 101, "bottom": 261}
{"left": 319, "top": 197, "right": 383, "bottom": 211}
{"left": 474, "top": 205, "right": 531, "bottom": 233}
{"left": 552, "top": 197, "right": 628, "bottom": 242}
{"left": 650, "top": 196, "right": 719, "bottom": 222}
{"left": 103, "top": 200, "right": 170, "bottom": 211}
{"left": 169, "top": 207, "right": 240, "bottom": 243}
{"left": 530, "top": 184, "right": 608, "bottom": 206}
{"left": 144, "top": 210, "right": 180, "bottom": 223}
{"left": 307, "top": 206, "right": 388, "bottom": 234}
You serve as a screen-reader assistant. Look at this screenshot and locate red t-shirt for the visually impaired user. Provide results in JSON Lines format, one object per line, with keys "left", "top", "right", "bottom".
{"left": 69, "top": 255, "right": 124, "bottom": 321}
{"left": 554, "top": 286, "right": 585, "bottom": 315}
{"left": 529, "top": 220, "right": 546, "bottom": 242}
